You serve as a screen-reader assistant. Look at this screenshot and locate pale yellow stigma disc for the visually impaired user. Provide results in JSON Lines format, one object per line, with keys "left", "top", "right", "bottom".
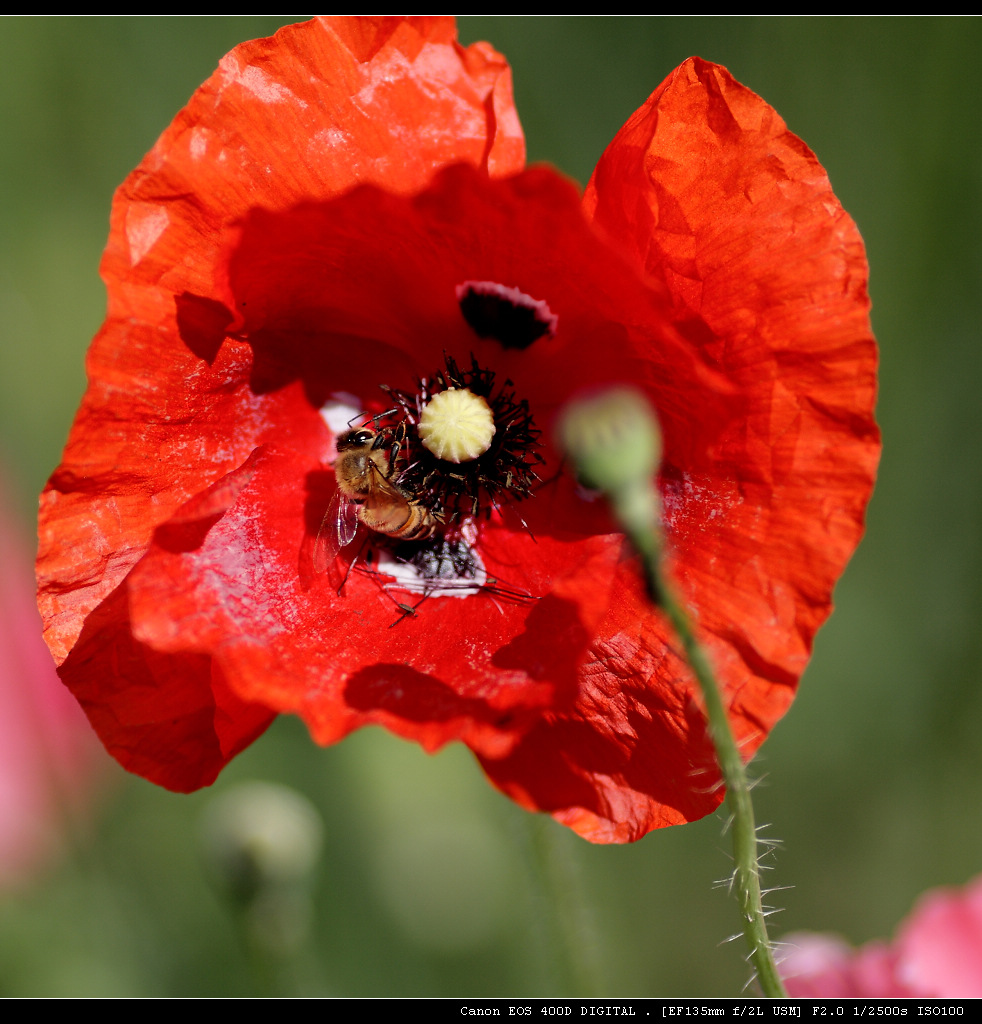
{"left": 418, "top": 388, "right": 496, "bottom": 463}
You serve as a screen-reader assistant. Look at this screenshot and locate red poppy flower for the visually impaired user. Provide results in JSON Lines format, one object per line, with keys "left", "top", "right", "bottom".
{"left": 37, "top": 17, "right": 879, "bottom": 843}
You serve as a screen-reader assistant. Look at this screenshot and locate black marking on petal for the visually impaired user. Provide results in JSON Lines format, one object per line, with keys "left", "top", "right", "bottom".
{"left": 456, "top": 281, "right": 557, "bottom": 350}
{"left": 394, "top": 534, "right": 483, "bottom": 584}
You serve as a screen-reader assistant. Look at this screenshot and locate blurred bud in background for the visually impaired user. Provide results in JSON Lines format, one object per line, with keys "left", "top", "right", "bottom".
{"left": 200, "top": 780, "right": 324, "bottom": 964}
{"left": 0, "top": 469, "right": 106, "bottom": 890}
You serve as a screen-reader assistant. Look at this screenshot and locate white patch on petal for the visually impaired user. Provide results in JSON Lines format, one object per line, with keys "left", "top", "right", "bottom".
{"left": 320, "top": 394, "right": 363, "bottom": 461}
{"left": 661, "top": 472, "right": 738, "bottom": 534}
{"left": 308, "top": 127, "right": 366, "bottom": 179}
{"left": 352, "top": 58, "right": 395, "bottom": 111}
{"left": 320, "top": 393, "right": 362, "bottom": 436}
{"left": 231, "top": 63, "right": 307, "bottom": 108}
{"left": 312, "top": 126, "right": 351, "bottom": 150}
{"left": 189, "top": 127, "right": 209, "bottom": 162}
{"left": 125, "top": 204, "right": 169, "bottom": 267}
{"left": 377, "top": 520, "right": 487, "bottom": 600}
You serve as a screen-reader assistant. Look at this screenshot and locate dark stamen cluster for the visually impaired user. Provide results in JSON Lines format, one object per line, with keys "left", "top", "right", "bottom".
{"left": 374, "top": 354, "right": 543, "bottom": 525}
{"left": 394, "top": 534, "right": 482, "bottom": 582}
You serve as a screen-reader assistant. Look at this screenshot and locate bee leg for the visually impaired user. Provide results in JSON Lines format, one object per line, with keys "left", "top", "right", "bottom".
{"left": 387, "top": 592, "right": 431, "bottom": 629}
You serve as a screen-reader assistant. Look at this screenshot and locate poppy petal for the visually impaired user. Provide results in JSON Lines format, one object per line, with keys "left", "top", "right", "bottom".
{"left": 38, "top": 17, "right": 524, "bottom": 786}
{"left": 479, "top": 58, "right": 880, "bottom": 842}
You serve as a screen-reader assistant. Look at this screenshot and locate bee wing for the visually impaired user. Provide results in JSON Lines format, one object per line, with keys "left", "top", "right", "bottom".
{"left": 336, "top": 494, "right": 361, "bottom": 549}
{"left": 366, "top": 457, "right": 411, "bottom": 498}
{"left": 313, "top": 487, "right": 360, "bottom": 575}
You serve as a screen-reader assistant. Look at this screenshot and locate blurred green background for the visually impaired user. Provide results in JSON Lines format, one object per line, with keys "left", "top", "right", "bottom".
{"left": 1, "top": 16, "right": 980, "bottom": 997}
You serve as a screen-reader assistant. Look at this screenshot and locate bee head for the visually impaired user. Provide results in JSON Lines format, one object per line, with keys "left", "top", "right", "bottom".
{"left": 335, "top": 428, "right": 376, "bottom": 452}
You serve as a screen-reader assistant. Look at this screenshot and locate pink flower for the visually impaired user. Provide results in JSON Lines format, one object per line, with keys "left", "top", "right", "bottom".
{"left": 0, "top": 472, "right": 105, "bottom": 887}
{"left": 781, "top": 873, "right": 982, "bottom": 998}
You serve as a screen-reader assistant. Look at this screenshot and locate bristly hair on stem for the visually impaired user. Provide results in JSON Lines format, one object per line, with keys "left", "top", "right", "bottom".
{"left": 557, "top": 386, "right": 789, "bottom": 998}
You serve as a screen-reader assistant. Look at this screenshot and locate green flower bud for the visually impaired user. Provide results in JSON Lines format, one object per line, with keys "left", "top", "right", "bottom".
{"left": 556, "top": 387, "right": 662, "bottom": 496}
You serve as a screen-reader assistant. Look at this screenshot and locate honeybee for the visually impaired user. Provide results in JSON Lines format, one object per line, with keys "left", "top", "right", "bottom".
{"left": 315, "top": 427, "right": 441, "bottom": 573}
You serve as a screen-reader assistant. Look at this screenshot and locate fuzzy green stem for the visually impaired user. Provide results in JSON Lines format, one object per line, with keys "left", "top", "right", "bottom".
{"left": 522, "top": 815, "right": 606, "bottom": 997}
{"left": 557, "top": 388, "right": 787, "bottom": 998}
{"left": 645, "top": 552, "right": 787, "bottom": 998}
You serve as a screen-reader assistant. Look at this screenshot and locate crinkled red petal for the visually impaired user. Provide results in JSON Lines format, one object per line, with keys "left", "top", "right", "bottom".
{"left": 123, "top": 162, "right": 730, "bottom": 766}
{"left": 104, "top": 17, "right": 523, "bottom": 323}
{"left": 127, "top": 444, "right": 622, "bottom": 761}
{"left": 218, "top": 163, "right": 734, "bottom": 504}
{"left": 37, "top": 17, "right": 524, "bottom": 792}
{"left": 57, "top": 577, "right": 274, "bottom": 793}
{"left": 479, "top": 557, "right": 723, "bottom": 842}
{"left": 483, "top": 56, "right": 879, "bottom": 841}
